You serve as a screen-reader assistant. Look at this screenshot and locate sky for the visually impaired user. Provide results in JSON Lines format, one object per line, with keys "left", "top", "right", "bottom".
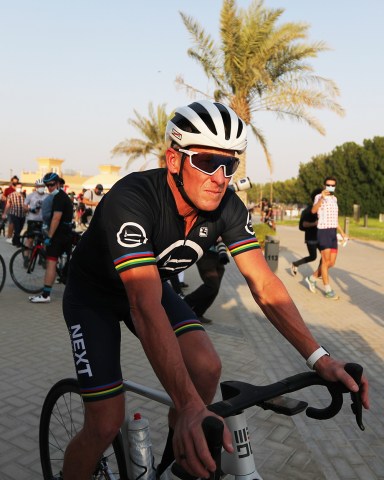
{"left": 1, "top": 0, "right": 383, "bottom": 185}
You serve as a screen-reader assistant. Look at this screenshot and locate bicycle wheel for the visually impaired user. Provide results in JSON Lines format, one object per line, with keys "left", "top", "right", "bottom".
{"left": 0, "top": 254, "right": 5, "bottom": 293}
{"left": 39, "top": 378, "right": 128, "bottom": 480}
{"left": 9, "top": 247, "right": 45, "bottom": 293}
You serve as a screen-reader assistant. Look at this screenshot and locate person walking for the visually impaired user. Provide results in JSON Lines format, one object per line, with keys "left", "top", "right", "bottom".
{"left": 2, "top": 181, "right": 26, "bottom": 247}
{"left": 305, "top": 176, "right": 348, "bottom": 299}
{"left": 28, "top": 173, "right": 74, "bottom": 303}
{"left": 291, "top": 188, "right": 322, "bottom": 276}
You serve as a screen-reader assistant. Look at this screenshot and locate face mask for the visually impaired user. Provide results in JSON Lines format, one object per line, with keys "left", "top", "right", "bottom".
{"left": 325, "top": 185, "right": 336, "bottom": 193}
{"left": 51, "top": 188, "right": 59, "bottom": 196}
{"left": 16, "top": 187, "right": 22, "bottom": 193}
{"left": 37, "top": 187, "right": 45, "bottom": 194}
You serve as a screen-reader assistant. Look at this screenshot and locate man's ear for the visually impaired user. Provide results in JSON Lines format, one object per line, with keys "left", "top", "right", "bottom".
{"left": 166, "top": 148, "right": 180, "bottom": 174}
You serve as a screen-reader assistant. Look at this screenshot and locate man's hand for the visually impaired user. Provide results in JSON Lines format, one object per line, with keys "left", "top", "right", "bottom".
{"left": 172, "top": 405, "right": 233, "bottom": 478}
{"left": 314, "top": 355, "right": 369, "bottom": 410}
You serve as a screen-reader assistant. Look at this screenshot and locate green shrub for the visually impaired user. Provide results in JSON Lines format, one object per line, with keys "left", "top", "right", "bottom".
{"left": 253, "top": 223, "right": 276, "bottom": 249}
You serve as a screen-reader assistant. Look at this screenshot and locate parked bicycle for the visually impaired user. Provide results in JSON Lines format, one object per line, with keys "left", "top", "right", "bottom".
{"left": 0, "top": 253, "right": 5, "bottom": 293}
{"left": 9, "top": 228, "right": 82, "bottom": 293}
{"left": 39, "top": 363, "right": 364, "bottom": 480}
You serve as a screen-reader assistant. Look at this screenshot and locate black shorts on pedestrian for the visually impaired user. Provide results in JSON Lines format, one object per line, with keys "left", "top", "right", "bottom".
{"left": 317, "top": 228, "right": 338, "bottom": 251}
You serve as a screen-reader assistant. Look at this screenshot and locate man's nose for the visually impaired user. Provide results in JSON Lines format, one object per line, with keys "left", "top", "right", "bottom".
{"left": 210, "top": 166, "right": 227, "bottom": 183}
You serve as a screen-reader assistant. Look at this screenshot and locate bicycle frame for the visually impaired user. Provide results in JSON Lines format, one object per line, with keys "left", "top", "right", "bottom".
{"left": 39, "top": 364, "right": 364, "bottom": 480}
{"left": 121, "top": 380, "right": 262, "bottom": 480}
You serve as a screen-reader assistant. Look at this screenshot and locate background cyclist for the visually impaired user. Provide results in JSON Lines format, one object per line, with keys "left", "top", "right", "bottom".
{"left": 29, "top": 172, "right": 73, "bottom": 304}
{"left": 61, "top": 100, "right": 369, "bottom": 480}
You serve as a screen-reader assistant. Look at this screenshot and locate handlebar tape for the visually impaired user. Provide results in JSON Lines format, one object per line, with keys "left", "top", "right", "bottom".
{"left": 202, "top": 416, "right": 224, "bottom": 480}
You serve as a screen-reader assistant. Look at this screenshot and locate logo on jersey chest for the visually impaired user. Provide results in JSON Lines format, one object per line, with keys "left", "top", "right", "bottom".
{"left": 157, "top": 240, "right": 204, "bottom": 273}
{"left": 199, "top": 226, "right": 208, "bottom": 237}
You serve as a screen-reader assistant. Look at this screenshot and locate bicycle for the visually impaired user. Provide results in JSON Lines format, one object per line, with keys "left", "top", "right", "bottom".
{"left": 0, "top": 253, "right": 6, "bottom": 293}
{"left": 9, "top": 228, "right": 81, "bottom": 293}
{"left": 39, "top": 363, "right": 364, "bottom": 480}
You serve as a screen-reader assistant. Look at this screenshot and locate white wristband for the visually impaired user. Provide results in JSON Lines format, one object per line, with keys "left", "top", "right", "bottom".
{"left": 306, "top": 346, "right": 330, "bottom": 370}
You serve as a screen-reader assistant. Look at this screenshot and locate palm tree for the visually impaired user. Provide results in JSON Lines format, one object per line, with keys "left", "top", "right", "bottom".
{"left": 178, "top": 0, "right": 345, "bottom": 178}
{"left": 112, "top": 102, "right": 171, "bottom": 169}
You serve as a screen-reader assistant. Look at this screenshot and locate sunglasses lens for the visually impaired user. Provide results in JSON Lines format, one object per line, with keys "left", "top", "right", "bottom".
{"left": 46, "top": 182, "right": 56, "bottom": 187}
{"left": 191, "top": 153, "right": 239, "bottom": 177}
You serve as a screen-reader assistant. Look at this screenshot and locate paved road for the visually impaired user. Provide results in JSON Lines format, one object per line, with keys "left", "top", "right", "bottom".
{"left": 0, "top": 225, "right": 383, "bottom": 479}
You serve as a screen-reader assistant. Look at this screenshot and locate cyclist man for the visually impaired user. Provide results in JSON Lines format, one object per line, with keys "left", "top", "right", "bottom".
{"left": 62, "top": 100, "right": 369, "bottom": 480}
{"left": 29, "top": 172, "right": 73, "bottom": 303}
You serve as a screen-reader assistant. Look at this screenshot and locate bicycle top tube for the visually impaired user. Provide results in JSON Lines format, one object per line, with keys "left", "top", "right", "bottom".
{"left": 123, "top": 379, "right": 173, "bottom": 407}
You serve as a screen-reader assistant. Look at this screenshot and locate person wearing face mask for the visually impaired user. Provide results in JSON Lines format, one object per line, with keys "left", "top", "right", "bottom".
{"left": 23, "top": 179, "right": 49, "bottom": 251}
{"left": 2, "top": 175, "right": 20, "bottom": 242}
{"left": 29, "top": 172, "right": 74, "bottom": 303}
{"left": 2, "top": 182, "right": 26, "bottom": 247}
{"left": 305, "top": 176, "right": 348, "bottom": 299}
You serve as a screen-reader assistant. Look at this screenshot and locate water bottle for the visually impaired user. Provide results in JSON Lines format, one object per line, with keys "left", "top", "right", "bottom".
{"left": 122, "top": 412, "right": 156, "bottom": 480}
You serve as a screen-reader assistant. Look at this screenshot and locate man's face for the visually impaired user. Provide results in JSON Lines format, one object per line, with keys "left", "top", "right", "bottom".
{"left": 324, "top": 180, "right": 336, "bottom": 194}
{"left": 45, "top": 180, "right": 59, "bottom": 193}
{"left": 168, "top": 147, "right": 236, "bottom": 211}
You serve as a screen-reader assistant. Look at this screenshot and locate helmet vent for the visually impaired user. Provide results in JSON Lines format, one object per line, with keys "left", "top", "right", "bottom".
{"left": 189, "top": 102, "right": 217, "bottom": 136}
{"left": 172, "top": 113, "right": 200, "bottom": 134}
{"left": 236, "top": 119, "right": 244, "bottom": 139}
{"left": 214, "top": 103, "right": 232, "bottom": 140}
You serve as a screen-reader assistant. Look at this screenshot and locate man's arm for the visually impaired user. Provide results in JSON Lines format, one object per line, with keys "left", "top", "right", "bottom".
{"left": 47, "top": 211, "right": 63, "bottom": 239}
{"left": 119, "top": 266, "right": 228, "bottom": 477}
{"left": 2, "top": 198, "right": 11, "bottom": 218}
{"left": 234, "top": 249, "right": 369, "bottom": 408}
{"left": 83, "top": 191, "right": 97, "bottom": 208}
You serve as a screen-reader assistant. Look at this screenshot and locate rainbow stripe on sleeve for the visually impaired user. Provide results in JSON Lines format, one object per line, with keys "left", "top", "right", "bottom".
{"left": 114, "top": 251, "right": 157, "bottom": 273}
{"left": 228, "top": 237, "right": 260, "bottom": 256}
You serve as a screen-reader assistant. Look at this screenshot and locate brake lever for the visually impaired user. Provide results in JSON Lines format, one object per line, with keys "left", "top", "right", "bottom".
{"left": 345, "top": 363, "right": 365, "bottom": 431}
{"left": 306, "top": 362, "right": 365, "bottom": 430}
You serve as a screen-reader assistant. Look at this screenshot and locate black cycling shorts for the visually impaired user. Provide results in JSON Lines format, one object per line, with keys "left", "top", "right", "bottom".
{"left": 46, "top": 231, "right": 72, "bottom": 259}
{"left": 63, "top": 280, "right": 204, "bottom": 402}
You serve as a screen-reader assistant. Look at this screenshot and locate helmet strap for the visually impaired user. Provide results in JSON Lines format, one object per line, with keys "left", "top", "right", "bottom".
{"left": 171, "top": 153, "right": 197, "bottom": 210}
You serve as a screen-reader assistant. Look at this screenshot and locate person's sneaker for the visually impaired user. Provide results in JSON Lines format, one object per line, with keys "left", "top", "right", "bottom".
{"left": 29, "top": 294, "right": 51, "bottom": 303}
{"left": 6, "top": 237, "right": 13, "bottom": 244}
{"left": 198, "top": 316, "right": 213, "bottom": 324}
{"left": 325, "top": 290, "right": 339, "bottom": 300}
{"left": 305, "top": 276, "right": 317, "bottom": 293}
{"left": 290, "top": 264, "right": 298, "bottom": 276}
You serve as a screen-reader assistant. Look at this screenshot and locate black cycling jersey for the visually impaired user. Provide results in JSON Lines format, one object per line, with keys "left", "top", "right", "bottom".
{"left": 70, "top": 168, "right": 259, "bottom": 302}
{"left": 51, "top": 189, "right": 74, "bottom": 231}
{"left": 65, "top": 168, "right": 260, "bottom": 401}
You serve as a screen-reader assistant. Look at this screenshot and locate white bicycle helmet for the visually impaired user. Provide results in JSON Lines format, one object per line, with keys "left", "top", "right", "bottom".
{"left": 35, "top": 178, "right": 45, "bottom": 186}
{"left": 165, "top": 100, "right": 247, "bottom": 153}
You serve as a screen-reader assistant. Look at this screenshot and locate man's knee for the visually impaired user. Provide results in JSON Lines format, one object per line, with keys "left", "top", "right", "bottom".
{"left": 84, "top": 395, "right": 125, "bottom": 443}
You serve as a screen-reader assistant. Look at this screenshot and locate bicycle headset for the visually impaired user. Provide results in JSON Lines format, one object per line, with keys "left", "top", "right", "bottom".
{"left": 165, "top": 100, "right": 247, "bottom": 209}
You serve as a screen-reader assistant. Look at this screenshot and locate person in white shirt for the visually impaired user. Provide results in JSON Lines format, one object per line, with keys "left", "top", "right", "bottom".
{"left": 305, "top": 176, "right": 348, "bottom": 299}
{"left": 82, "top": 184, "right": 104, "bottom": 225}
